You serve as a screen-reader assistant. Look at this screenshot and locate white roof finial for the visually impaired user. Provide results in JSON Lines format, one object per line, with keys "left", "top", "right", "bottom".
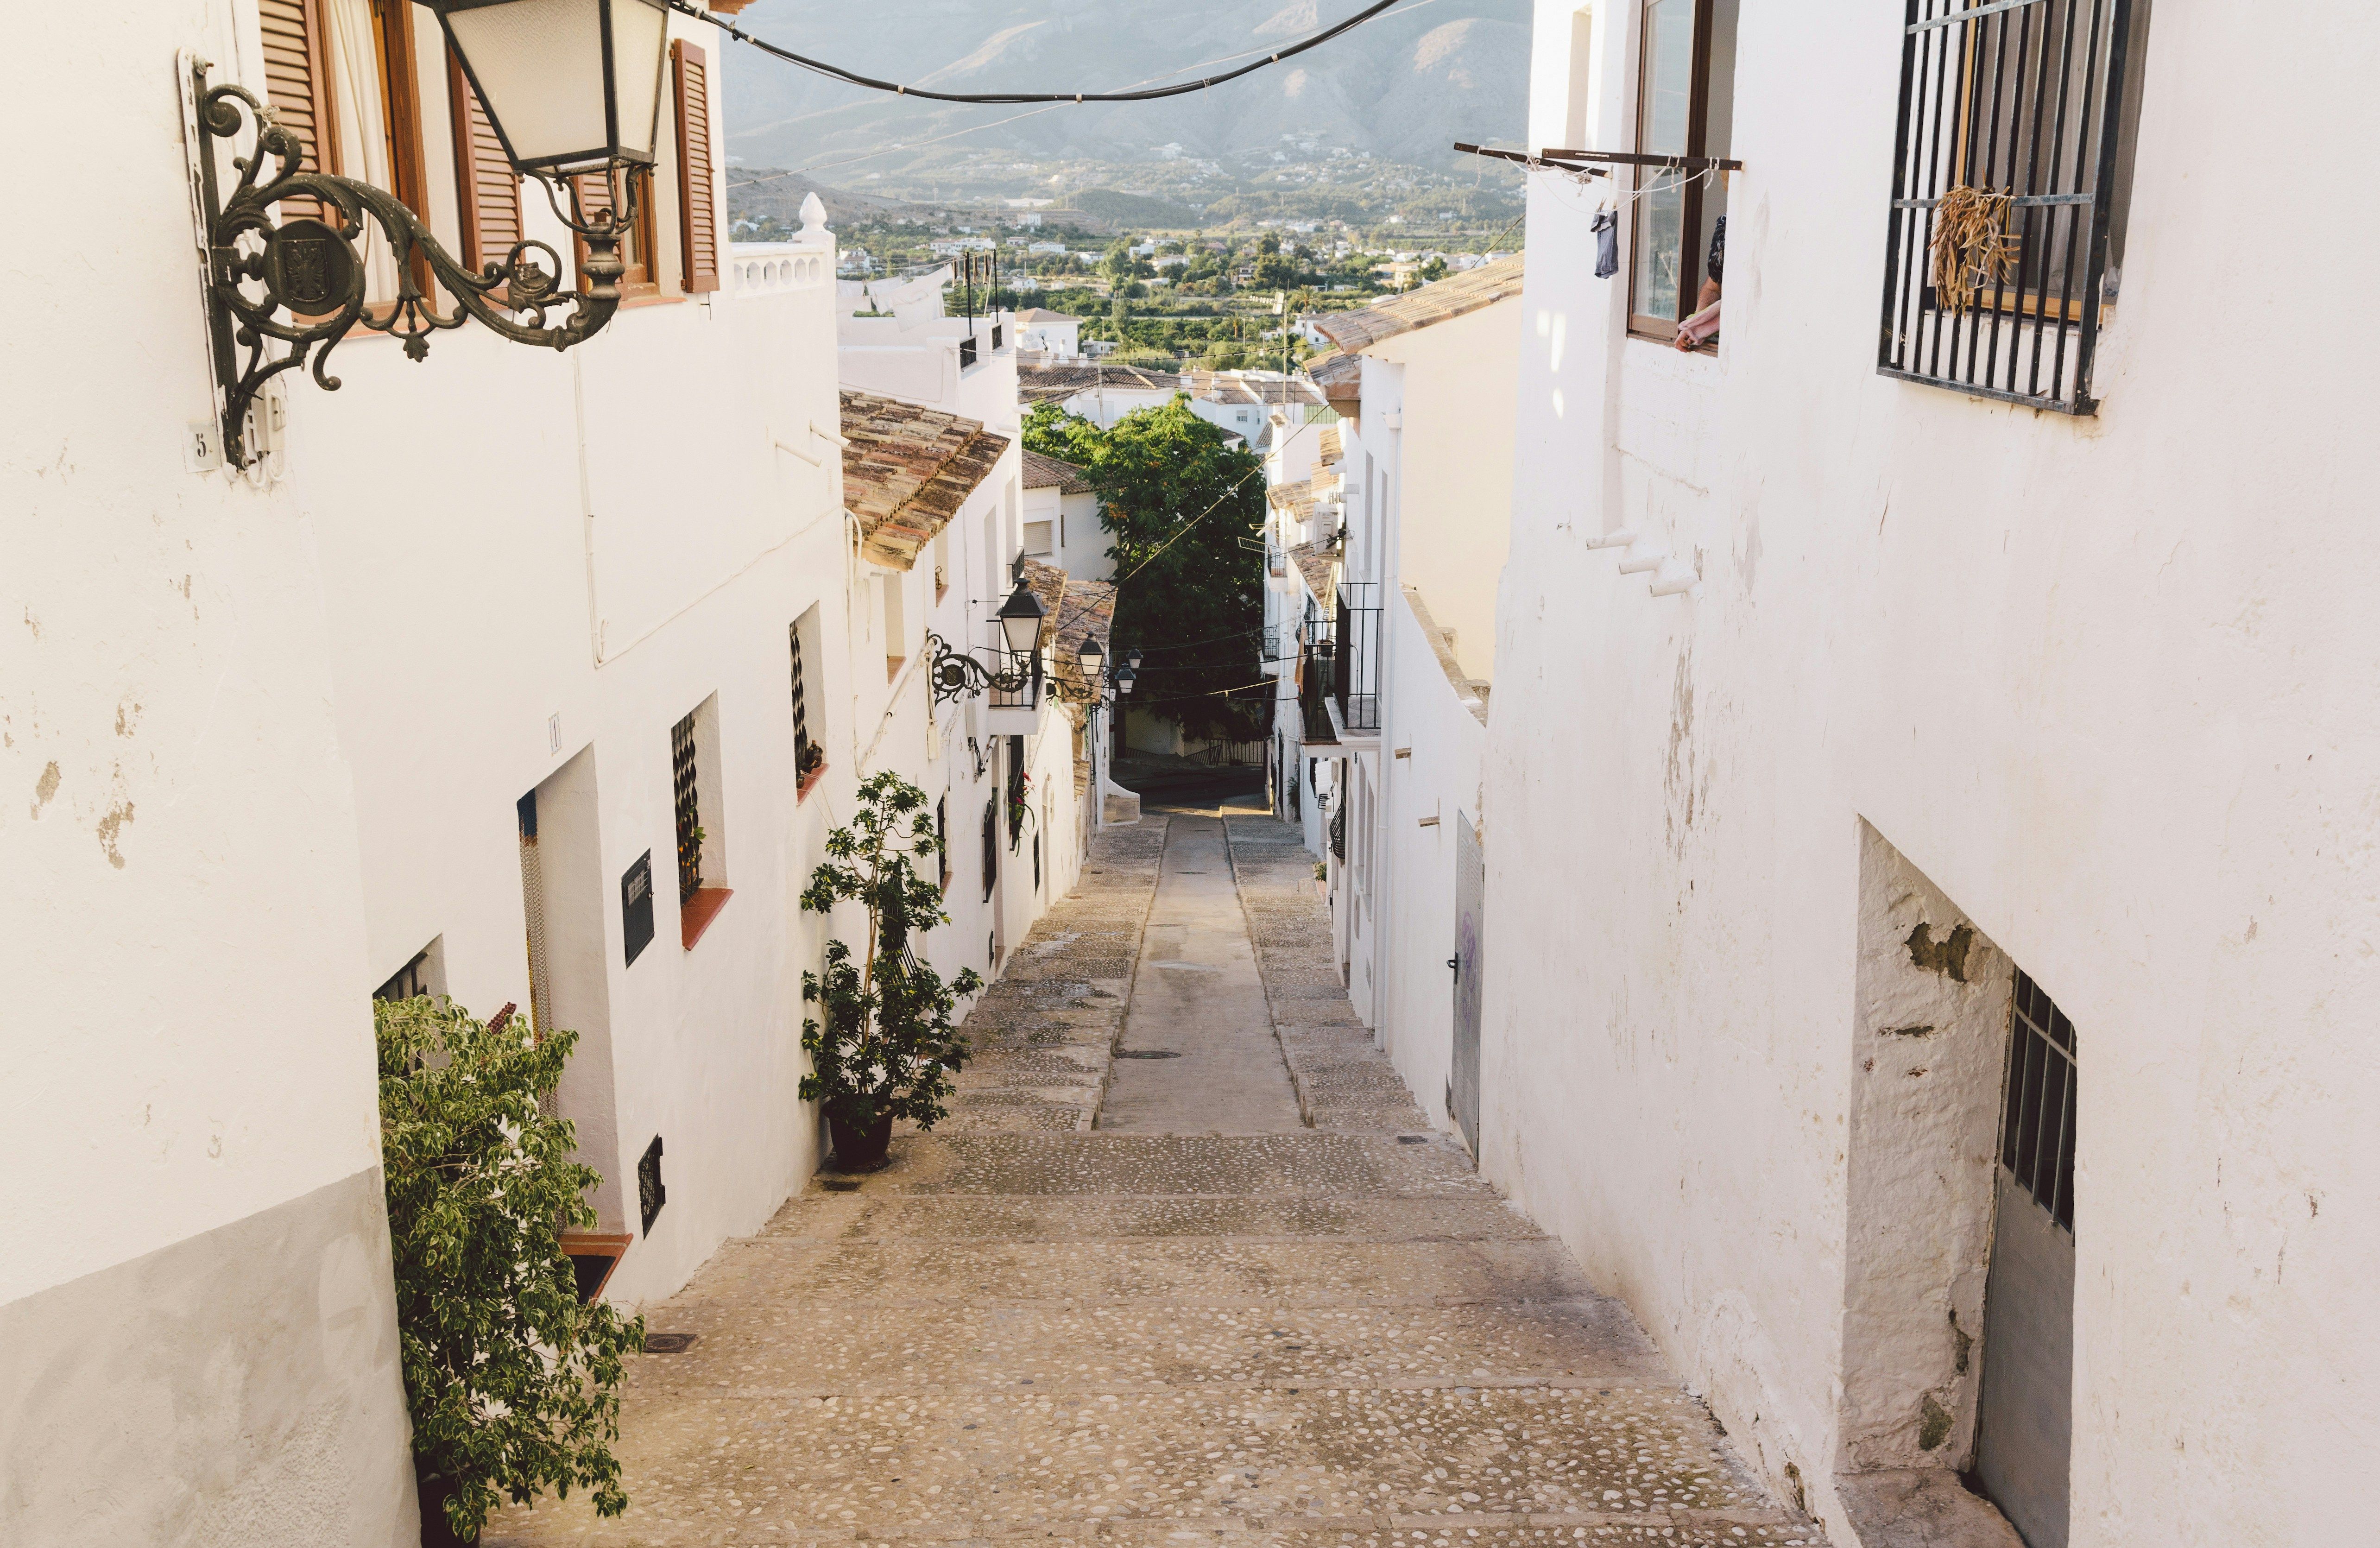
{"left": 799, "top": 192, "right": 828, "bottom": 236}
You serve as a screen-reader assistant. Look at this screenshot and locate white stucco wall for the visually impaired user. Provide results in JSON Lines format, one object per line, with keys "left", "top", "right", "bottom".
{"left": 1481, "top": 4, "right": 2380, "bottom": 1546}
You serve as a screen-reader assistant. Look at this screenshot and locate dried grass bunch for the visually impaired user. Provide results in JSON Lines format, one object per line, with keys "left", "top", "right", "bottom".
{"left": 1930, "top": 186, "right": 2021, "bottom": 314}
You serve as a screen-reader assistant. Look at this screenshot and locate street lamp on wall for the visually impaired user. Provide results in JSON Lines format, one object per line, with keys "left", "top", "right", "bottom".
{"left": 183, "top": 0, "right": 671, "bottom": 466}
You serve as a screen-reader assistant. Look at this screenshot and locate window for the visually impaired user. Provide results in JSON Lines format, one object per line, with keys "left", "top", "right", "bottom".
{"left": 1880, "top": 0, "right": 2150, "bottom": 413}
{"left": 1023, "top": 519, "right": 1054, "bottom": 556}
{"left": 517, "top": 791, "right": 550, "bottom": 1040}
{"left": 937, "top": 796, "right": 951, "bottom": 891}
{"left": 1629, "top": 0, "right": 1737, "bottom": 341}
{"left": 261, "top": 0, "right": 429, "bottom": 301}
{"left": 671, "top": 698, "right": 732, "bottom": 947}
{"left": 881, "top": 574, "right": 908, "bottom": 680}
{"left": 671, "top": 709, "right": 702, "bottom": 902}
{"left": 980, "top": 796, "right": 999, "bottom": 902}
{"left": 448, "top": 44, "right": 522, "bottom": 276}
{"left": 790, "top": 614, "right": 823, "bottom": 792}
{"left": 372, "top": 939, "right": 443, "bottom": 1003}
{"left": 636, "top": 1135, "right": 666, "bottom": 1234}
{"left": 575, "top": 165, "right": 659, "bottom": 298}
{"left": 2001, "top": 970, "right": 2077, "bottom": 1232}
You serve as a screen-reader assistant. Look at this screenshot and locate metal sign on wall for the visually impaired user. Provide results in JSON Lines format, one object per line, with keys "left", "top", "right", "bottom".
{"left": 622, "top": 850, "right": 655, "bottom": 966}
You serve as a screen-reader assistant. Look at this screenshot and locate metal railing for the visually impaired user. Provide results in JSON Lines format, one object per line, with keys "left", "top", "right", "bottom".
{"left": 1333, "top": 582, "right": 1381, "bottom": 733}
{"left": 1300, "top": 640, "right": 1338, "bottom": 746}
{"left": 958, "top": 335, "right": 979, "bottom": 371}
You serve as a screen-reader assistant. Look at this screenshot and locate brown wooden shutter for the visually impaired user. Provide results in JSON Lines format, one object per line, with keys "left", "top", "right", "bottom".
{"left": 672, "top": 41, "right": 721, "bottom": 295}
{"left": 448, "top": 47, "right": 523, "bottom": 273}
{"left": 257, "top": 0, "right": 338, "bottom": 219}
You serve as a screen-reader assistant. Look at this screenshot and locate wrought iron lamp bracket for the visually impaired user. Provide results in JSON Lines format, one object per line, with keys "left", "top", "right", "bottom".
{"left": 927, "top": 631, "right": 1030, "bottom": 706}
{"left": 185, "top": 58, "right": 628, "bottom": 468}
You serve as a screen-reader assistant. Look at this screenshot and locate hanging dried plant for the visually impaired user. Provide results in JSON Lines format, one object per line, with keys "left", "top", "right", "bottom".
{"left": 1930, "top": 186, "right": 2021, "bottom": 314}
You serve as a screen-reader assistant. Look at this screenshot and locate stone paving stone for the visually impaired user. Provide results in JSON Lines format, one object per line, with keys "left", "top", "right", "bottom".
{"left": 483, "top": 810, "right": 1819, "bottom": 1548}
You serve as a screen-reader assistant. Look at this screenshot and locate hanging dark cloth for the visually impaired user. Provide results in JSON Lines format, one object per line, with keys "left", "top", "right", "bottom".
{"left": 1592, "top": 209, "right": 1619, "bottom": 278}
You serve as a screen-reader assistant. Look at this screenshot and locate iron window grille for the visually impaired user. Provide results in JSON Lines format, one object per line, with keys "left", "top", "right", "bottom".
{"left": 1880, "top": 0, "right": 2146, "bottom": 414}
{"left": 373, "top": 946, "right": 435, "bottom": 1003}
{"left": 789, "top": 622, "right": 816, "bottom": 777}
{"left": 671, "top": 710, "right": 702, "bottom": 904}
{"left": 2000, "top": 969, "right": 2077, "bottom": 1231}
{"left": 980, "top": 797, "right": 999, "bottom": 902}
{"left": 1007, "top": 735, "right": 1028, "bottom": 845}
{"left": 637, "top": 1135, "right": 667, "bottom": 1234}
{"left": 959, "top": 335, "right": 979, "bottom": 371}
{"left": 937, "top": 796, "right": 950, "bottom": 890}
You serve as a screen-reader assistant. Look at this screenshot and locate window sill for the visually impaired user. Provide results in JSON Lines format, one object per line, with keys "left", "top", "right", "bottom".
{"left": 1628, "top": 325, "right": 1718, "bottom": 356}
{"left": 560, "top": 1231, "right": 633, "bottom": 1304}
{"left": 797, "top": 762, "right": 827, "bottom": 803}
{"left": 681, "top": 886, "right": 733, "bottom": 950}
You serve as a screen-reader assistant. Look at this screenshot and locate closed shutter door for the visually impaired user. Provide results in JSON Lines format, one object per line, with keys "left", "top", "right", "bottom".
{"left": 257, "top": 0, "right": 338, "bottom": 220}
{"left": 673, "top": 41, "right": 720, "bottom": 294}
{"left": 448, "top": 46, "right": 522, "bottom": 273}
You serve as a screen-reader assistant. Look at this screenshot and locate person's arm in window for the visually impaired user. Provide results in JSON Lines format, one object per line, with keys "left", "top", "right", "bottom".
{"left": 1675, "top": 215, "right": 1724, "bottom": 351}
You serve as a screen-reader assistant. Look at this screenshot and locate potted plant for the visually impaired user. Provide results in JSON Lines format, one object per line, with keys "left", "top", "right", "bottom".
{"left": 376, "top": 997, "right": 645, "bottom": 1547}
{"left": 800, "top": 770, "right": 984, "bottom": 1170}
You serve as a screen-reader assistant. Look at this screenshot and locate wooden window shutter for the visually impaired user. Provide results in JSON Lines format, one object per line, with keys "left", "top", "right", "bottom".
{"left": 257, "top": 0, "right": 338, "bottom": 220}
{"left": 447, "top": 46, "right": 522, "bottom": 273}
{"left": 673, "top": 41, "right": 720, "bottom": 295}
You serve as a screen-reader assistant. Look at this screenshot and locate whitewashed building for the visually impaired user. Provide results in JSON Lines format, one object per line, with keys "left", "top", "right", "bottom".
{"left": 1021, "top": 449, "right": 1111, "bottom": 584}
{"left": 1475, "top": 4, "right": 2380, "bottom": 1548}
{"left": 1295, "top": 259, "right": 1526, "bottom": 1136}
{"left": 1012, "top": 306, "right": 1083, "bottom": 359}
{"left": 4, "top": 0, "right": 846, "bottom": 1537}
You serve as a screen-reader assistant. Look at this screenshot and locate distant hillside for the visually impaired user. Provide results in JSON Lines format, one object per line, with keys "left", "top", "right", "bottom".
{"left": 714, "top": 0, "right": 1529, "bottom": 190}
{"left": 1057, "top": 189, "right": 1208, "bottom": 228}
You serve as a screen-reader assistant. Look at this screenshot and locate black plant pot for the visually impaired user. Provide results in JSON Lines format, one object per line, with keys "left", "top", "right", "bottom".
{"left": 827, "top": 1110, "right": 895, "bottom": 1172}
{"left": 416, "top": 1464, "right": 477, "bottom": 1548}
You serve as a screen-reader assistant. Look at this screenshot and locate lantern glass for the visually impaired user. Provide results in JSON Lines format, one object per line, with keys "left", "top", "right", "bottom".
{"left": 997, "top": 581, "right": 1045, "bottom": 657}
{"left": 436, "top": 0, "right": 670, "bottom": 172}
{"left": 1077, "top": 637, "right": 1103, "bottom": 676}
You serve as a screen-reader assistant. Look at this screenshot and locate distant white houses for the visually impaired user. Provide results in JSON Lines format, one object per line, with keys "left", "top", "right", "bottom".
{"left": 1011, "top": 309, "right": 1082, "bottom": 358}
{"left": 1021, "top": 450, "right": 1111, "bottom": 586}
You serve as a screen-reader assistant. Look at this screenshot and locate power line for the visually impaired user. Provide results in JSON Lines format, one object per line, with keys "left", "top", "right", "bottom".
{"left": 668, "top": 0, "right": 1415, "bottom": 105}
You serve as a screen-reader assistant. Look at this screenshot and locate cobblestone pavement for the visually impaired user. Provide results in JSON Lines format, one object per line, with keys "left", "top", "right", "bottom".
{"left": 486, "top": 808, "right": 1822, "bottom": 1548}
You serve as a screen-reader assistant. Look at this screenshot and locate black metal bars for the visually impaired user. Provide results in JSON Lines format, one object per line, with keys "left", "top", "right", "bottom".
{"left": 2001, "top": 970, "right": 2077, "bottom": 1231}
{"left": 1878, "top": 0, "right": 2138, "bottom": 414}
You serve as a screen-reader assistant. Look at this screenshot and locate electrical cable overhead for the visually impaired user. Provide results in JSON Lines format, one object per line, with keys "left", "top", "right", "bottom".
{"left": 667, "top": 0, "right": 1416, "bottom": 105}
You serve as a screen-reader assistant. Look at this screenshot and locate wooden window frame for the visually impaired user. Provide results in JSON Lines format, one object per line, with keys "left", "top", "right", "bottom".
{"left": 1626, "top": 0, "right": 1728, "bottom": 346}
{"left": 575, "top": 166, "right": 661, "bottom": 301}
{"left": 364, "top": 0, "right": 435, "bottom": 300}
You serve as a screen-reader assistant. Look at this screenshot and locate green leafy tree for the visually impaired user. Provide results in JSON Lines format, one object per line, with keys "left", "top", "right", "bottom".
{"left": 1028, "top": 398, "right": 1265, "bottom": 741}
{"left": 798, "top": 772, "right": 983, "bottom": 1134}
{"left": 377, "top": 997, "right": 645, "bottom": 1542}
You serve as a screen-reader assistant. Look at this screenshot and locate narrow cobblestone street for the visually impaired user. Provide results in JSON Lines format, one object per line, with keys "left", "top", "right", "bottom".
{"left": 486, "top": 805, "right": 1821, "bottom": 1548}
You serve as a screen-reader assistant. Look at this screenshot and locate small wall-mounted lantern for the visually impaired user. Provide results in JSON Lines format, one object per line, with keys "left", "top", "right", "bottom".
{"left": 182, "top": 0, "right": 671, "bottom": 466}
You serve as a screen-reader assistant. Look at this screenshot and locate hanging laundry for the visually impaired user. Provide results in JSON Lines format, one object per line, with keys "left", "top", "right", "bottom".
{"left": 1592, "top": 209, "right": 1619, "bottom": 278}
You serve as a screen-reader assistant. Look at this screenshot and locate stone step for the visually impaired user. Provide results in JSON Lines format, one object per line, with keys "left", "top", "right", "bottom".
{"left": 699, "top": 1238, "right": 1595, "bottom": 1308}
{"left": 612, "top": 1300, "right": 1669, "bottom": 1393}
{"left": 760, "top": 1195, "right": 1549, "bottom": 1244}
{"left": 483, "top": 1385, "right": 1800, "bottom": 1546}
{"left": 845, "top": 1134, "right": 1481, "bottom": 1199}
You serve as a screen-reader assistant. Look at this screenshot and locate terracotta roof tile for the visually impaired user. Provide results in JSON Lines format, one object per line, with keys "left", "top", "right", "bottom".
{"left": 1020, "top": 448, "right": 1095, "bottom": 494}
{"left": 1288, "top": 539, "right": 1339, "bottom": 612}
{"left": 1313, "top": 254, "right": 1527, "bottom": 354}
{"left": 840, "top": 390, "right": 1010, "bottom": 571}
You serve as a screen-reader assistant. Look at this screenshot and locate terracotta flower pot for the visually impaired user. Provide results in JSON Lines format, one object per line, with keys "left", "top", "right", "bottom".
{"left": 416, "top": 1464, "right": 478, "bottom": 1548}
{"left": 827, "top": 1110, "right": 895, "bottom": 1172}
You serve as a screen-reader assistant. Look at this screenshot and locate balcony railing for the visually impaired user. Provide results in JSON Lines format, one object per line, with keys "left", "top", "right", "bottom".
{"left": 1333, "top": 581, "right": 1381, "bottom": 734}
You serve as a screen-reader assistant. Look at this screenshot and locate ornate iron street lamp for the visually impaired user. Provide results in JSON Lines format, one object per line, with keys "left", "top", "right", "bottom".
{"left": 184, "top": 0, "right": 671, "bottom": 467}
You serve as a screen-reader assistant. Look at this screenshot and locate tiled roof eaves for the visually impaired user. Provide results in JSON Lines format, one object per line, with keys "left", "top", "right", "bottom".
{"left": 1313, "top": 254, "right": 1527, "bottom": 354}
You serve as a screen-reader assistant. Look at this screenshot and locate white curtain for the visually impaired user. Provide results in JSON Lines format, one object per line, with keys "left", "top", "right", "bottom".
{"left": 323, "top": 0, "right": 399, "bottom": 303}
